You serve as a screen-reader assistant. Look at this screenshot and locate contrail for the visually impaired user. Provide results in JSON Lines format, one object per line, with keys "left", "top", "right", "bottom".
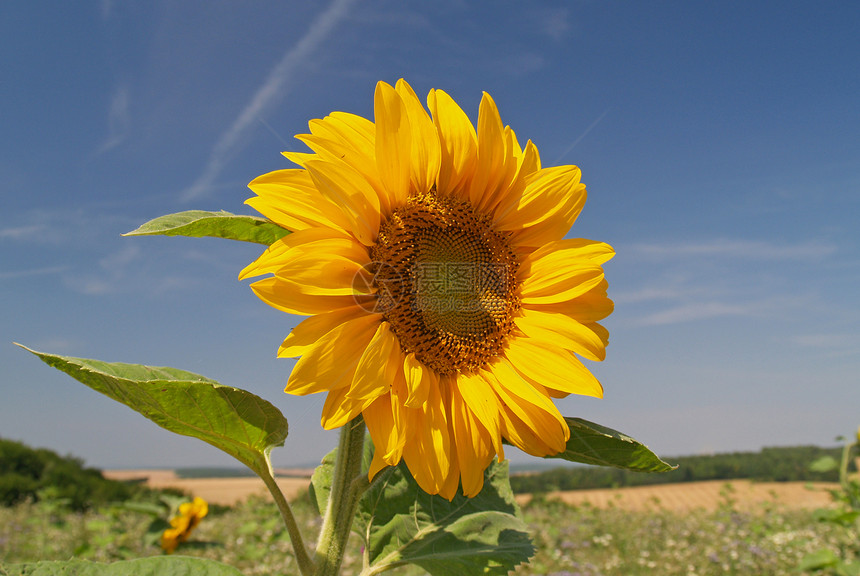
{"left": 181, "top": 0, "right": 357, "bottom": 201}
{"left": 552, "top": 108, "right": 610, "bottom": 165}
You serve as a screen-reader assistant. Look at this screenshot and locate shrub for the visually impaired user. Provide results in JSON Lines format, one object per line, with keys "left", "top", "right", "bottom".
{"left": 0, "top": 438, "right": 141, "bottom": 511}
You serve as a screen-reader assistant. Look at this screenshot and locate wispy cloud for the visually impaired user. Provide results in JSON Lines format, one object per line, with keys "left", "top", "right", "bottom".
{"left": 0, "top": 225, "right": 44, "bottom": 241}
{"left": 553, "top": 108, "right": 610, "bottom": 164}
{"left": 63, "top": 246, "right": 141, "bottom": 296}
{"left": 0, "top": 265, "right": 68, "bottom": 280}
{"left": 100, "top": 0, "right": 113, "bottom": 20}
{"left": 634, "top": 301, "right": 752, "bottom": 326}
{"left": 790, "top": 333, "right": 854, "bottom": 349}
{"left": 536, "top": 7, "right": 571, "bottom": 42}
{"left": 0, "top": 208, "right": 129, "bottom": 247}
{"left": 615, "top": 237, "right": 837, "bottom": 327}
{"left": 94, "top": 85, "right": 130, "bottom": 156}
{"left": 629, "top": 239, "right": 837, "bottom": 261}
{"left": 181, "top": 0, "right": 357, "bottom": 201}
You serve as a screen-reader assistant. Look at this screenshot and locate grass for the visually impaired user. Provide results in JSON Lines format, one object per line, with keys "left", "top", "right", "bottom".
{"left": 1, "top": 486, "right": 856, "bottom": 576}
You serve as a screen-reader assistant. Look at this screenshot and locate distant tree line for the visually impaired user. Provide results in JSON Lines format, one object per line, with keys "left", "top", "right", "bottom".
{"left": 510, "top": 445, "right": 852, "bottom": 494}
{"left": 0, "top": 438, "right": 149, "bottom": 511}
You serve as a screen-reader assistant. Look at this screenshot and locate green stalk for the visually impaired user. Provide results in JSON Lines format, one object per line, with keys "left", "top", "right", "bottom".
{"left": 839, "top": 440, "right": 851, "bottom": 489}
{"left": 260, "top": 469, "right": 315, "bottom": 576}
{"left": 314, "top": 415, "right": 367, "bottom": 576}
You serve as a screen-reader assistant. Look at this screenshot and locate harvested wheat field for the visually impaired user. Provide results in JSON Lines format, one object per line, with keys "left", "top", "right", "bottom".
{"left": 516, "top": 479, "right": 838, "bottom": 512}
{"left": 104, "top": 469, "right": 314, "bottom": 506}
{"left": 106, "top": 470, "right": 838, "bottom": 512}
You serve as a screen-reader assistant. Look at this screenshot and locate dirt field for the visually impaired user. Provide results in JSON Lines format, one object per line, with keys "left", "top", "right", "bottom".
{"left": 516, "top": 479, "right": 838, "bottom": 512}
{"left": 105, "top": 470, "right": 838, "bottom": 511}
{"left": 103, "top": 469, "right": 314, "bottom": 506}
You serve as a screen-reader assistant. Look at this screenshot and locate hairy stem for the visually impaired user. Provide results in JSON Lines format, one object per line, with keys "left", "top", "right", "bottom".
{"left": 314, "top": 416, "right": 367, "bottom": 576}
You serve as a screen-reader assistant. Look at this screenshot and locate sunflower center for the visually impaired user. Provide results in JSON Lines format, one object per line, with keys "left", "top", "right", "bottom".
{"left": 370, "top": 192, "right": 520, "bottom": 375}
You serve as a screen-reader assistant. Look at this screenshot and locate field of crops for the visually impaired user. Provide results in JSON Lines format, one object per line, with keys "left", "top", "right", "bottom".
{"left": 1, "top": 480, "right": 856, "bottom": 576}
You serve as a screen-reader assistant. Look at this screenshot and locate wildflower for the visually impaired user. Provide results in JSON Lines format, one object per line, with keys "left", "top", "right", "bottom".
{"left": 160, "top": 497, "right": 208, "bottom": 554}
{"left": 242, "top": 80, "right": 613, "bottom": 499}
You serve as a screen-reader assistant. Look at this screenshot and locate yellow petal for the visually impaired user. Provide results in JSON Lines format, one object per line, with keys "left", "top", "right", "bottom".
{"left": 525, "top": 238, "right": 615, "bottom": 268}
{"left": 364, "top": 392, "right": 405, "bottom": 479}
{"left": 485, "top": 360, "right": 568, "bottom": 454}
{"left": 246, "top": 169, "right": 352, "bottom": 233}
{"left": 518, "top": 250, "right": 605, "bottom": 305}
{"left": 239, "top": 227, "right": 366, "bottom": 281}
{"left": 496, "top": 400, "right": 558, "bottom": 457}
{"left": 450, "top": 384, "right": 495, "bottom": 496}
{"left": 402, "top": 352, "right": 435, "bottom": 408}
{"left": 454, "top": 371, "right": 504, "bottom": 457}
{"left": 438, "top": 441, "right": 461, "bottom": 501}
{"left": 504, "top": 337, "right": 604, "bottom": 398}
{"left": 279, "top": 306, "right": 373, "bottom": 358}
{"left": 401, "top": 379, "right": 451, "bottom": 495}
{"left": 320, "top": 386, "right": 365, "bottom": 430}
{"left": 250, "top": 277, "right": 367, "bottom": 316}
{"left": 495, "top": 126, "right": 524, "bottom": 204}
{"left": 469, "top": 91, "right": 507, "bottom": 210}
{"left": 281, "top": 150, "right": 316, "bottom": 167}
{"left": 514, "top": 307, "right": 608, "bottom": 362}
{"left": 374, "top": 81, "right": 411, "bottom": 208}
{"left": 304, "top": 158, "right": 381, "bottom": 246}
{"left": 267, "top": 251, "right": 370, "bottom": 297}
{"left": 526, "top": 280, "right": 614, "bottom": 322}
{"left": 285, "top": 314, "right": 380, "bottom": 395}
{"left": 428, "top": 88, "right": 477, "bottom": 197}
{"left": 299, "top": 113, "right": 390, "bottom": 215}
{"left": 494, "top": 166, "right": 586, "bottom": 248}
{"left": 395, "top": 79, "right": 441, "bottom": 197}
{"left": 519, "top": 139, "right": 541, "bottom": 175}
{"left": 348, "top": 321, "right": 400, "bottom": 401}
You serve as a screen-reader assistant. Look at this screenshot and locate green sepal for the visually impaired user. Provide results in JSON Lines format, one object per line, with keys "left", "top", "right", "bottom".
{"left": 123, "top": 210, "right": 289, "bottom": 245}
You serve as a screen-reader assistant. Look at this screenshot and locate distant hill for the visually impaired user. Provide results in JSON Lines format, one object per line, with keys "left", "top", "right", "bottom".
{"left": 510, "top": 445, "right": 851, "bottom": 494}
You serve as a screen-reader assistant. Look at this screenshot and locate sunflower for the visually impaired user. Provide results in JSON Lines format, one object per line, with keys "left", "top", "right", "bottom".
{"left": 241, "top": 79, "right": 613, "bottom": 499}
{"left": 161, "top": 497, "right": 208, "bottom": 554}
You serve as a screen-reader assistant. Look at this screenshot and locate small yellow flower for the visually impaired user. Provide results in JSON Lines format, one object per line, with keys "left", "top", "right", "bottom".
{"left": 242, "top": 80, "right": 613, "bottom": 499}
{"left": 160, "top": 497, "right": 208, "bottom": 554}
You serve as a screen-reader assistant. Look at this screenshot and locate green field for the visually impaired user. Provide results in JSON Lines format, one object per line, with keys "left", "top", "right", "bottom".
{"left": 0, "top": 488, "right": 856, "bottom": 576}
{"left": 2, "top": 438, "right": 857, "bottom": 575}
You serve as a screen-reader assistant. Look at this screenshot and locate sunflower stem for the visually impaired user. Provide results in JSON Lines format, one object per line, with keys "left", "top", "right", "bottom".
{"left": 259, "top": 469, "right": 315, "bottom": 576}
{"left": 314, "top": 415, "right": 366, "bottom": 576}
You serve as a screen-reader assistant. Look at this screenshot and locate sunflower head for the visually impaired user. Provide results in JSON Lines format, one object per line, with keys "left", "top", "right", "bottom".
{"left": 160, "top": 497, "right": 208, "bottom": 554}
{"left": 241, "top": 79, "right": 614, "bottom": 499}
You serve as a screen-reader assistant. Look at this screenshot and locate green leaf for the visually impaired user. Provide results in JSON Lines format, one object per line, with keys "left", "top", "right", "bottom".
{"left": 123, "top": 210, "right": 289, "bottom": 245}
{"left": 357, "top": 458, "right": 534, "bottom": 576}
{"left": 309, "top": 439, "right": 377, "bottom": 517}
{"left": 814, "top": 507, "right": 860, "bottom": 526}
{"left": 18, "top": 345, "right": 288, "bottom": 480}
{"left": 308, "top": 447, "right": 336, "bottom": 516}
{"left": 798, "top": 549, "right": 840, "bottom": 571}
{"left": 2, "top": 557, "right": 244, "bottom": 576}
{"left": 549, "top": 417, "right": 676, "bottom": 472}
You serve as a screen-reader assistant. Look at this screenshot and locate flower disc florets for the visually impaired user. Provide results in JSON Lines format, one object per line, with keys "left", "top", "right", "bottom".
{"left": 371, "top": 191, "right": 520, "bottom": 375}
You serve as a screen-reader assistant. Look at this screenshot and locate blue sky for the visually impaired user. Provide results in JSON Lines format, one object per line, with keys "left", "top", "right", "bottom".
{"left": 2, "top": 1, "right": 858, "bottom": 470}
